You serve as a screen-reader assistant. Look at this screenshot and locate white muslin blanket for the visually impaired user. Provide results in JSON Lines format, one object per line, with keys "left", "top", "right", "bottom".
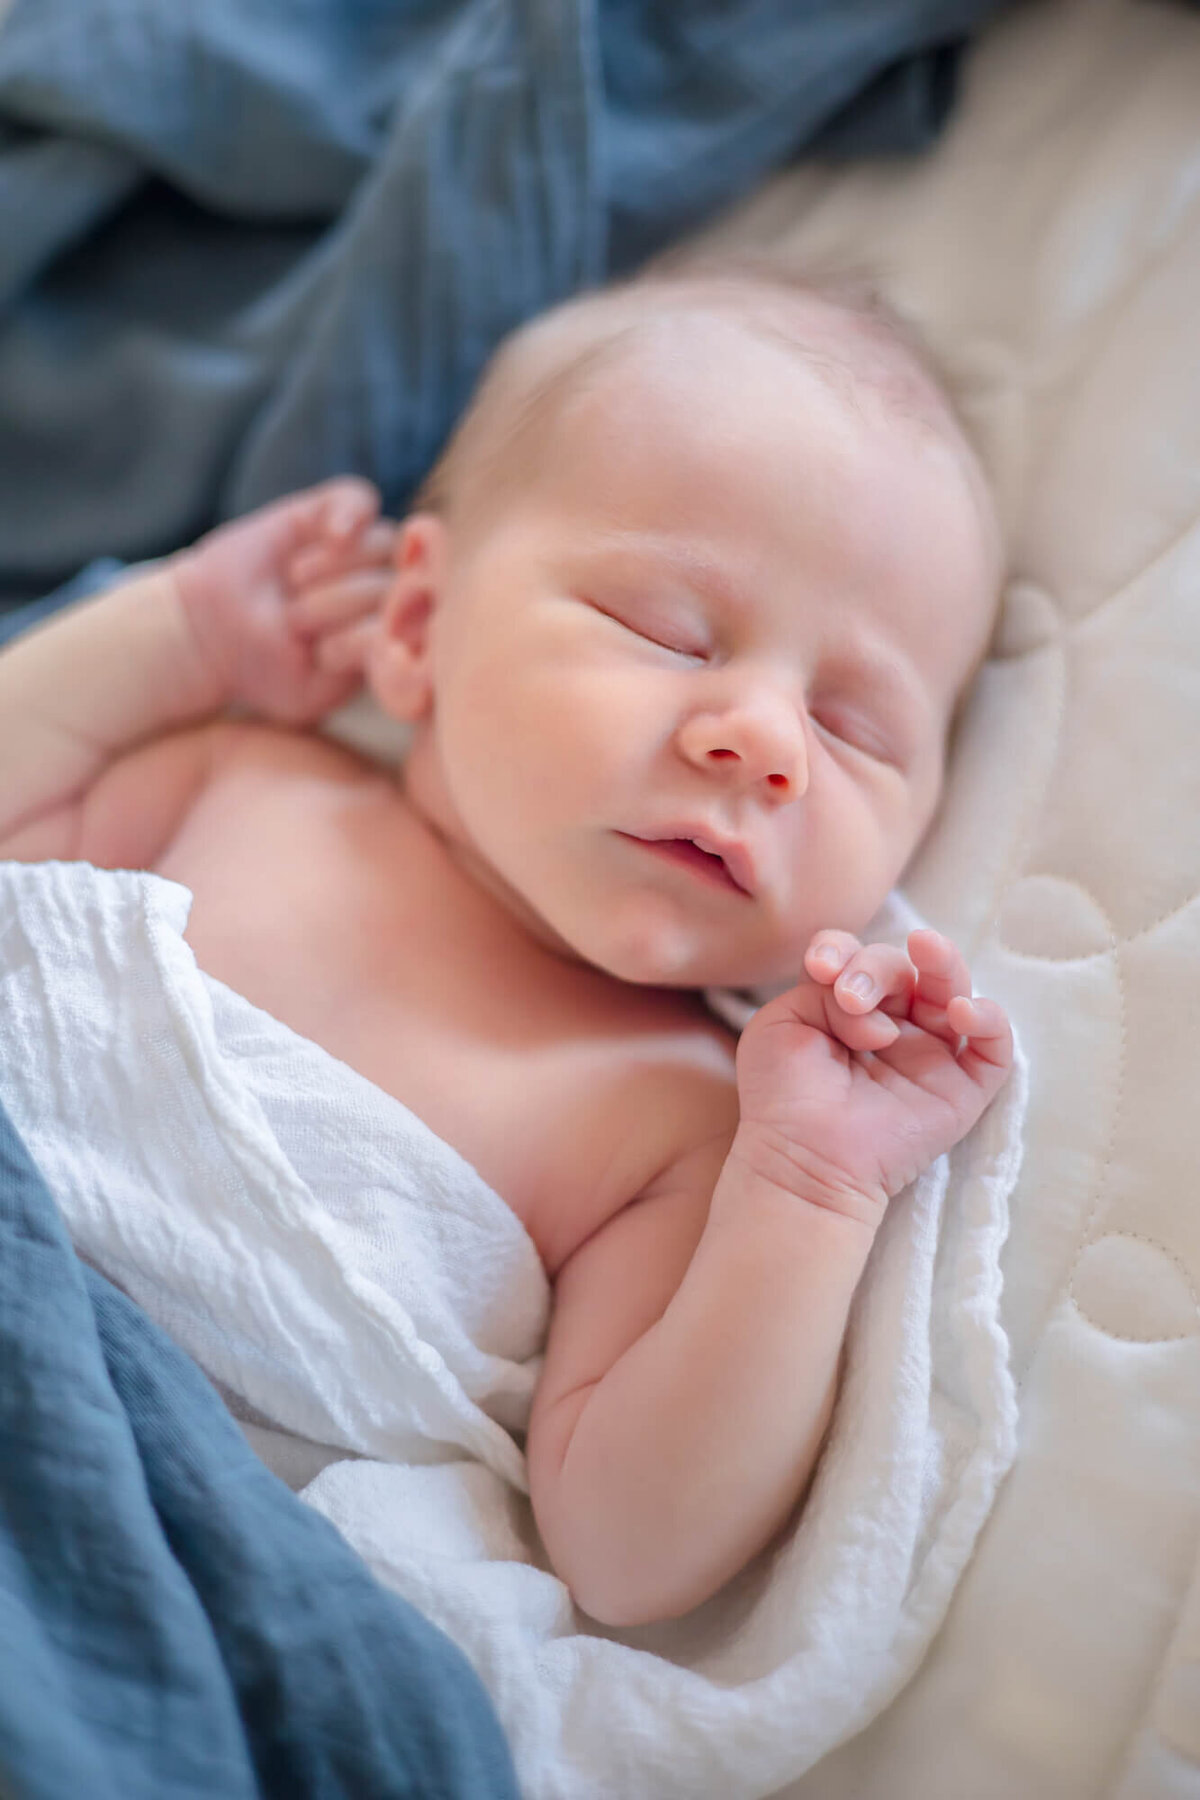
{"left": 0, "top": 858, "right": 1027, "bottom": 1800}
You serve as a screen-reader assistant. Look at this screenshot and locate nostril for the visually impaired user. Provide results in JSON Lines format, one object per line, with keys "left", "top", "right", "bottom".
{"left": 707, "top": 748, "right": 737, "bottom": 762}
{"left": 767, "top": 772, "right": 789, "bottom": 789}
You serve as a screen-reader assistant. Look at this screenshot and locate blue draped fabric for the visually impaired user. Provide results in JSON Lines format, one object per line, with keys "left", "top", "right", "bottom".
{"left": 0, "top": 1092, "right": 520, "bottom": 1799}
{"left": 0, "top": 0, "right": 1004, "bottom": 608}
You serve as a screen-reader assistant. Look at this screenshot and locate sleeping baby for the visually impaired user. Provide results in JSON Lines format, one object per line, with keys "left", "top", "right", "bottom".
{"left": 0, "top": 266, "right": 1011, "bottom": 1629}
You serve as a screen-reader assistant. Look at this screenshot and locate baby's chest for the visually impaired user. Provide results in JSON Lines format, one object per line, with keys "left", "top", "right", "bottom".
{"left": 154, "top": 732, "right": 733, "bottom": 1270}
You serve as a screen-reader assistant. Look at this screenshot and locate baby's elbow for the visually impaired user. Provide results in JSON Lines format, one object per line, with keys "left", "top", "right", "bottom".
{"left": 570, "top": 1575, "right": 699, "bottom": 1631}
{"left": 529, "top": 1413, "right": 724, "bottom": 1627}
{"left": 548, "top": 1531, "right": 718, "bottom": 1629}
{"left": 531, "top": 1490, "right": 675, "bottom": 1627}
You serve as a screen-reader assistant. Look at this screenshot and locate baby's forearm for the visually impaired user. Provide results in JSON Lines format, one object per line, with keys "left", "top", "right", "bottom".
{"left": 0, "top": 563, "right": 224, "bottom": 844}
{"left": 539, "top": 1135, "right": 877, "bottom": 1628}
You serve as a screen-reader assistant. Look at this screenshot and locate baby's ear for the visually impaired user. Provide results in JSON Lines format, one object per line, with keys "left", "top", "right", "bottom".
{"left": 367, "top": 514, "right": 447, "bottom": 721}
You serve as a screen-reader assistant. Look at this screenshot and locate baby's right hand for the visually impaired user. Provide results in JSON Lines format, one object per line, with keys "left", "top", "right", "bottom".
{"left": 729, "top": 929, "right": 1012, "bottom": 1228}
{"left": 173, "top": 478, "right": 397, "bottom": 726}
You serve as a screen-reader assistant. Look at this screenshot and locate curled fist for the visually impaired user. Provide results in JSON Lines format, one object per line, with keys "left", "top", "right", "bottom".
{"left": 731, "top": 928, "right": 1013, "bottom": 1228}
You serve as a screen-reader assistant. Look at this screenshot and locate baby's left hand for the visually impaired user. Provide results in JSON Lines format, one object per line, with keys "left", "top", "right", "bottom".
{"left": 732, "top": 929, "right": 1012, "bottom": 1226}
{"left": 175, "top": 478, "right": 398, "bottom": 725}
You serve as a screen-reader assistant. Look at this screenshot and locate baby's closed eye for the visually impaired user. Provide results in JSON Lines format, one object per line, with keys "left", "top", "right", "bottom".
{"left": 581, "top": 592, "right": 710, "bottom": 660}
{"left": 809, "top": 701, "right": 897, "bottom": 764}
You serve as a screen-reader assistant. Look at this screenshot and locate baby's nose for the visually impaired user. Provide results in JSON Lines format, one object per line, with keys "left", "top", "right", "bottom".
{"left": 677, "top": 695, "right": 808, "bottom": 799}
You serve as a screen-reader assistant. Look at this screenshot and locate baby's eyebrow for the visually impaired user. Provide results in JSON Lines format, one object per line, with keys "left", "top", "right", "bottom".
{"left": 572, "top": 535, "right": 744, "bottom": 609}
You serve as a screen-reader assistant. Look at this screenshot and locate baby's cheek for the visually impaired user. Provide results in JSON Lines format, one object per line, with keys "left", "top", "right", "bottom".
{"left": 787, "top": 809, "right": 903, "bottom": 939}
{"left": 437, "top": 674, "right": 577, "bottom": 840}
{"left": 507, "top": 666, "right": 638, "bottom": 795}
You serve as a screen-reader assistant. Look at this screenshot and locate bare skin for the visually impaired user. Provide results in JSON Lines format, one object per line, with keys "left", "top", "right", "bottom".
{"left": 154, "top": 720, "right": 740, "bottom": 1280}
{"left": 0, "top": 305, "right": 1012, "bottom": 1627}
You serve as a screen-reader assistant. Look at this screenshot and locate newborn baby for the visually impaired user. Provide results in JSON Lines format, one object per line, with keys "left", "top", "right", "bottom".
{"left": 0, "top": 267, "right": 1011, "bottom": 1629}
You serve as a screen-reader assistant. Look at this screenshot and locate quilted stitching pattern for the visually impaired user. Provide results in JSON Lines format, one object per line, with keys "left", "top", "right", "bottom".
{"left": 688, "top": 1, "right": 1200, "bottom": 1793}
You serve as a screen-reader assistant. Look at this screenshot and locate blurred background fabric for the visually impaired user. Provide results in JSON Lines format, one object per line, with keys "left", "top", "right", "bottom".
{"left": 0, "top": 0, "right": 1005, "bottom": 610}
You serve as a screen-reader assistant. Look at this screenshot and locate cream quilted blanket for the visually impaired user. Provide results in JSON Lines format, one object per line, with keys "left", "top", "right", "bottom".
{"left": 680, "top": 0, "right": 1200, "bottom": 1793}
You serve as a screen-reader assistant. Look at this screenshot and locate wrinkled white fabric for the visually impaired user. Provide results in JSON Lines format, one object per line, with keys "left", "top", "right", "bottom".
{"left": 0, "top": 859, "right": 1026, "bottom": 1799}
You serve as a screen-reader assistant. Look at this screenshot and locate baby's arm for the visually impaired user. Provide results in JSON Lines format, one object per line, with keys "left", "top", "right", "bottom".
{"left": 0, "top": 479, "right": 392, "bottom": 860}
{"left": 526, "top": 1113, "right": 861, "bottom": 1629}
{"left": 0, "top": 562, "right": 225, "bottom": 858}
{"left": 526, "top": 930, "right": 1012, "bottom": 1629}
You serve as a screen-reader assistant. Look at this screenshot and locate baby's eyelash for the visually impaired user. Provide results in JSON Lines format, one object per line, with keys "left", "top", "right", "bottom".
{"left": 811, "top": 710, "right": 895, "bottom": 765}
{"left": 634, "top": 622, "right": 702, "bottom": 657}
{"left": 587, "top": 598, "right": 706, "bottom": 659}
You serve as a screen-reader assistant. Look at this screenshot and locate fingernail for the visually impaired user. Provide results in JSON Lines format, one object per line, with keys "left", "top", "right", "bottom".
{"left": 844, "top": 973, "right": 878, "bottom": 1004}
{"left": 814, "top": 945, "right": 841, "bottom": 967}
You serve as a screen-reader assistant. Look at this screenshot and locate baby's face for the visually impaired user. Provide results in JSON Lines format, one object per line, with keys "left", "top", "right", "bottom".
{"left": 402, "top": 322, "right": 999, "bottom": 989}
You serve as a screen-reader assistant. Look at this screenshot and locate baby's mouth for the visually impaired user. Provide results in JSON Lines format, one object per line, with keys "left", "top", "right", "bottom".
{"left": 618, "top": 833, "right": 751, "bottom": 897}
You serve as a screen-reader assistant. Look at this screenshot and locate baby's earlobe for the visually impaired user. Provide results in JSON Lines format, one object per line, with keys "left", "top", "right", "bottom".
{"left": 366, "top": 587, "right": 435, "bottom": 722}
{"left": 365, "top": 513, "right": 446, "bottom": 721}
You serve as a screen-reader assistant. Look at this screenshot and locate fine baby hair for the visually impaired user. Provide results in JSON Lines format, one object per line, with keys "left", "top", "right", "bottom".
{"left": 411, "top": 257, "right": 983, "bottom": 529}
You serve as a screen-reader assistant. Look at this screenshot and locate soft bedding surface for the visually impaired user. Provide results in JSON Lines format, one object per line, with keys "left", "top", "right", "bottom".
{"left": 676, "top": 0, "right": 1200, "bottom": 1792}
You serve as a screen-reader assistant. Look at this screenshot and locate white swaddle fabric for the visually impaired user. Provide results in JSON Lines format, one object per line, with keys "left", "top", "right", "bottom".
{"left": 0, "top": 858, "right": 1026, "bottom": 1800}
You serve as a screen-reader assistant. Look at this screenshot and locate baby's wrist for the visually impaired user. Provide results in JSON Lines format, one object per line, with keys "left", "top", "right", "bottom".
{"left": 166, "top": 548, "right": 240, "bottom": 713}
{"left": 717, "top": 1122, "right": 887, "bottom": 1234}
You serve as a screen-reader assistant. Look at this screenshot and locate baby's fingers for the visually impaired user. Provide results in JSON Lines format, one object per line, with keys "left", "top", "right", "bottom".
{"left": 834, "top": 944, "right": 916, "bottom": 1016}
{"left": 907, "top": 929, "right": 973, "bottom": 1044}
{"left": 314, "top": 614, "right": 382, "bottom": 676}
{"left": 288, "top": 520, "right": 397, "bottom": 590}
{"left": 317, "top": 476, "right": 381, "bottom": 542}
{"left": 803, "top": 930, "right": 861, "bottom": 985}
{"left": 289, "top": 567, "right": 394, "bottom": 638}
{"left": 816, "top": 943, "right": 921, "bottom": 1051}
{"left": 946, "top": 994, "right": 1014, "bottom": 1087}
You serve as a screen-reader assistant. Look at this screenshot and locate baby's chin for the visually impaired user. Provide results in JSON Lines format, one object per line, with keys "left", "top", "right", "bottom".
{"left": 567, "top": 917, "right": 807, "bottom": 994}
{"left": 469, "top": 851, "right": 812, "bottom": 990}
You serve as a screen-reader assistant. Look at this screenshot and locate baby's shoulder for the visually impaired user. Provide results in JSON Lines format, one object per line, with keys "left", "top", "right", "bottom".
{"left": 215, "top": 718, "right": 388, "bottom": 787}
{"left": 599, "top": 1000, "right": 741, "bottom": 1190}
{"left": 135, "top": 718, "right": 398, "bottom": 887}
{"left": 525, "top": 996, "right": 739, "bottom": 1274}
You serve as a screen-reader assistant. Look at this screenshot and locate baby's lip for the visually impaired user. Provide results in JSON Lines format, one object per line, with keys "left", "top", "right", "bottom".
{"left": 620, "top": 826, "right": 756, "bottom": 898}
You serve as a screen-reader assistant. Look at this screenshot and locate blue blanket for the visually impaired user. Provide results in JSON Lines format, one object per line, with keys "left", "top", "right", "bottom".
{"left": 0, "top": 0, "right": 1003, "bottom": 608}
{"left": 0, "top": 1092, "right": 519, "bottom": 1799}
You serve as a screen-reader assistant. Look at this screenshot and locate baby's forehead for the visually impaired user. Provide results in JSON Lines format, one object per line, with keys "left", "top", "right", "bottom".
{"left": 528, "top": 307, "right": 987, "bottom": 552}
{"left": 524, "top": 327, "right": 857, "bottom": 527}
{"left": 523, "top": 297, "right": 999, "bottom": 654}
{"left": 502, "top": 282, "right": 956, "bottom": 447}
{"left": 436, "top": 275, "right": 1002, "bottom": 613}
{"left": 468, "top": 297, "right": 976, "bottom": 552}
